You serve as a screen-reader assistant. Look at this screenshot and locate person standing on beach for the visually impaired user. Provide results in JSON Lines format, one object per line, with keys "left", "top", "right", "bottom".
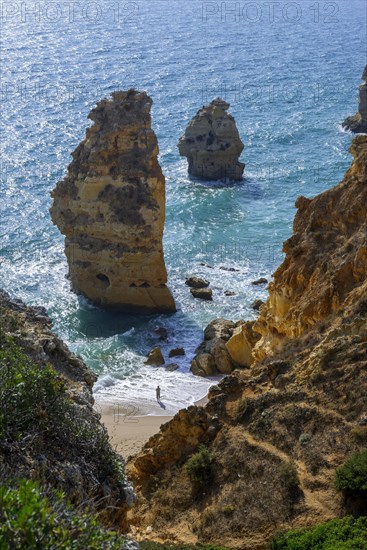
{"left": 156, "top": 385, "right": 161, "bottom": 401}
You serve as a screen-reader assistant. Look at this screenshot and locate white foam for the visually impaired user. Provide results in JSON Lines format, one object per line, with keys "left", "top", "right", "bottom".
{"left": 93, "top": 365, "right": 219, "bottom": 417}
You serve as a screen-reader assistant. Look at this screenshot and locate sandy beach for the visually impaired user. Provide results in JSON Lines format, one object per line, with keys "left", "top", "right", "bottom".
{"left": 96, "top": 395, "right": 208, "bottom": 458}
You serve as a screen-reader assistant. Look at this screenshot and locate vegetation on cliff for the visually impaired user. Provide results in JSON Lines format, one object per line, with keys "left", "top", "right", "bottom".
{"left": 0, "top": 290, "right": 135, "bottom": 546}
{"left": 271, "top": 516, "right": 367, "bottom": 549}
{"left": 0, "top": 479, "right": 130, "bottom": 549}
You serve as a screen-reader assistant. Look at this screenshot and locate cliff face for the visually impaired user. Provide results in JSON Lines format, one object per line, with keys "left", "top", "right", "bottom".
{"left": 50, "top": 90, "right": 176, "bottom": 314}
{"left": 343, "top": 66, "right": 367, "bottom": 133}
{"left": 178, "top": 98, "right": 245, "bottom": 181}
{"left": 253, "top": 135, "right": 367, "bottom": 359}
{"left": 0, "top": 290, "right": 132, "bottom": 529}
{"left": 127, "top": 136, "right": 367, "bottom": 548}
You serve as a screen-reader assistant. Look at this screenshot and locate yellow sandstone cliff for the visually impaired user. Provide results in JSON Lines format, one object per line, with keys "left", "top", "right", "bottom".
{"left": 254, "top": 135, "right": 367, "bottom": 359}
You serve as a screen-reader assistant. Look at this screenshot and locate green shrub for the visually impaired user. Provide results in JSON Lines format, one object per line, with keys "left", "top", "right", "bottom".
{"left": 299, "top": 433, "right": 312, "bottom": 446}
{"left": 351, "top": 426, "right": 367, "bottom": 443}
{"left": 0, "top": 478, "right": 129, "bottom": 549}
{"left": 279, "top": 462, "right": 300, "bottom": 491}
{"left": 334, "top": 450, "right": 367, "bottom": 494}
{"left": 185, "top": 445, "right": 213, "bottom": 486}
{"left": 270, "top": 516, "right": 367, "bottom": 549}
{"left": 0, "top": 331, "right": 66, "bottom": 439}
{"left": 237, "top": 398, "right": 248, "bottom": 415}
{"left": 0, "top": 329, "right": 124, "bottom": 485}
{"left": 221, "top": 504, "right": 236, "bottom": 516}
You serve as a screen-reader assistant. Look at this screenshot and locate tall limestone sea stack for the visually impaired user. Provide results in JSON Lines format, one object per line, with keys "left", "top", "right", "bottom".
{"left": 342, "top": 65, "right": 367, "bottom": 133}
{"left": 50, "top": 90, "right": 176, "bottom": 313}
{"left": 178, "top": 98, "right": 245, "bottom": 180}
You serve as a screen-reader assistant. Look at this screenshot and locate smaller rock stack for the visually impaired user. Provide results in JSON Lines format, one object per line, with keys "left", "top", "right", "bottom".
{"left": 343, "top": 65, "right": 367, "bottom": 133}
{"left": 178, "top": 98, "right": 245, "bottom": 181}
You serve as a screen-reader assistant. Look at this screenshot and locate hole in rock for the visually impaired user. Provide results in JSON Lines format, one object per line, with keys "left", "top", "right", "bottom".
{"left": 96, "top": 273, "right": 110, "bottom": 287}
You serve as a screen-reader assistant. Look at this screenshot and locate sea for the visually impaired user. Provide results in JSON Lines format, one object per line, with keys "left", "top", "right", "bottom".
{"left": 1, "top": 0, "right": 366, "bottom": 415}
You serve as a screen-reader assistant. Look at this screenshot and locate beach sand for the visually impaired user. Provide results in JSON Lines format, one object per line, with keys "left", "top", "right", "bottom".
{"left": 96, "top": 395, "right": 208, "bottom": 458}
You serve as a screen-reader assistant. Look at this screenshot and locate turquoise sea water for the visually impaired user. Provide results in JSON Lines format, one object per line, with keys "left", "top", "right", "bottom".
{"left": 1, "top": 0, "right": 366, "bottom": 413}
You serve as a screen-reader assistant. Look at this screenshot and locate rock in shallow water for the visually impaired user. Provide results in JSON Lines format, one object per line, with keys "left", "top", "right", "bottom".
{"left": 225, "top": 290, "right": 236, "bottom": 296}
{"left": 190, "top": 288, "right": 213, "bottom": 301}
{"left": 168, "top": 347, "right": 185, "bottom": 357}
{"left": 164, "top": 363, "right": 179, "bottom": 372}
{"left": 251, "top": 277, "right": 268, "bottom": 286}
{"left": 343, "top": 65, "right": 367, "bottom": 133}
{"left": 145, "top": 346, "right": 165, "bottom": 366}
{"left": 178, "top": 98, "right": 245, "bottom": 181}
{"left": 185, "top": 276, "right": 210, "bottom": 288}
{"left": 50, "top": 90, "right": 176, "bottom": 314}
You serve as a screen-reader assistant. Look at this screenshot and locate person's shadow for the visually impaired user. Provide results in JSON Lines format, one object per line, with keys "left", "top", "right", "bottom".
{"left": 157, "top": 399, "right": 166, "bottom": 410}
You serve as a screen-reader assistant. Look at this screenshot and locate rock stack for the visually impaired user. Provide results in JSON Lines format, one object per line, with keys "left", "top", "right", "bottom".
{"left": 343, "top": 65, "right": 367, "bottom": 133}
{"left": 178, "top": 98, "right": 244, "bottom": 181}
{"left": 50, "top": 90, "right": 176, "bottom": 313}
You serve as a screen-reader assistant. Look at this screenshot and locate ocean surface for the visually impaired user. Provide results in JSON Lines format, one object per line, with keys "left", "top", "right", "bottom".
{"left": 1, "top": 0, "right": 366, "bottom": 415}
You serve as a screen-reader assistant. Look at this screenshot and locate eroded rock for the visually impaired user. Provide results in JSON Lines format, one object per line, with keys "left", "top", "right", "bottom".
{"left": 128, "top": 406, "right": 210, "bottom": 482}
{"left": 191, "top": 319, "right": 260, "bottom": 376}
{"left": 145, "top": 346, "right": 165, "bottom": 366}
{"left": 251, "top": 299, "right": 264, "bottom": 311}
{"left": 190, "top": 288, "right": 213, "bottom": 301}
{"left": 185, "top": 276, "right": 210, "bottom": 288}
{"left": 343, "top": 66, "right": 367, "bottom": 133}
{"left": 50, "top": 90, "right": 176, "bottom": 314}
{"left": 191, "top": 319, "right": 235, "bottom": 376}
{"left": 178, "top": 98, "right": 244, "bottom": 181}
{"left": 225, "top": 321, "right": 260, "bottom": 367}
{"left": 168, "top": 347, "right": 185, "bottom": 357}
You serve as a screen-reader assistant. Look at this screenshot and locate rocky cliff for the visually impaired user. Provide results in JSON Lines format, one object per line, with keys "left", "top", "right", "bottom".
{"left": 0, "top": 290, "right": 133, "bottom": 530}
{"left": 253, "top": 135, "right": 367, "bottom": 360}
{"left": 178, "top": 98, "right": 245, "bottom": 181}
{"left": 343, "top": 66, "right": 367, "bottom": 133}
{"left": 127, "top": 136, "right": 367, "bottom": 549}
{"left": 50, "top": 90, "right": 176, "bottom": 313}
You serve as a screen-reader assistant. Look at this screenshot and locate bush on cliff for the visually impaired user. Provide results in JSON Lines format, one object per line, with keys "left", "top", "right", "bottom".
{"left": 185, "top": 445, "right": 213, "bottom": 486}
{"left": 0, "top": 331, "right": 66, "bottom": 440}
{"left": 270, "top": 516, "right": 367, "bottom": 549}
{"left": 0, "top": 327, "right": 125, "bottom": 512}
{"left": 0, "top": 478, "right": 129, "bottom": 549}
{"left": 334, "top": 450, "right": 367, "bottom": 494}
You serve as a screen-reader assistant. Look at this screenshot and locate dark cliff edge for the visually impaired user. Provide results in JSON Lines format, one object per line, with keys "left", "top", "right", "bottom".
{"left": 0, "top": 289, "right": 137, "bottom": 547}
